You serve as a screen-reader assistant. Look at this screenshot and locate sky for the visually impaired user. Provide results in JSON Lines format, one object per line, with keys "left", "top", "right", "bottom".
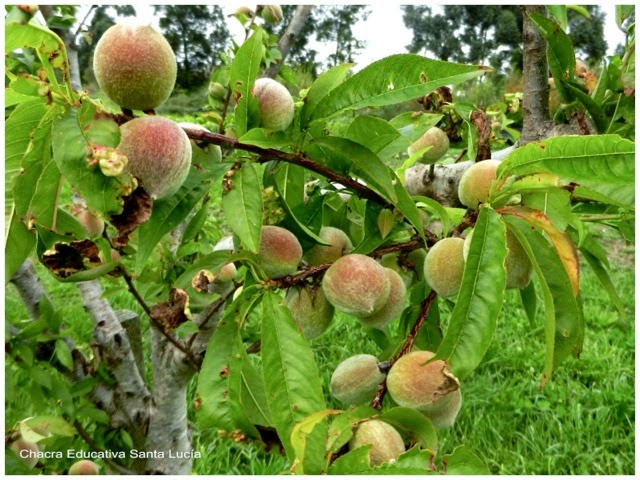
{"left": 109, "top": 4, "right": 626, "bottom": 72}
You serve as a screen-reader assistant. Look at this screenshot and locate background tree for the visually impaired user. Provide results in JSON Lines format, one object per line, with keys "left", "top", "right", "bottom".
{"left": 403, "top": 5, "right": 610, "bottom": 72}
{"left": 264, "top": 5, "right": 370, "bottom": 75}
{"left": 567, "top": 6, "right": 607, "bottom": 63}
{"left": 154, "top": 5, "right": 230, "bottom": 89}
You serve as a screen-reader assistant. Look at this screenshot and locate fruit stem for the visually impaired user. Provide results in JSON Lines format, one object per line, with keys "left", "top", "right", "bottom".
{"left": 370, "top": 290, "right": 437, "bottom": 409}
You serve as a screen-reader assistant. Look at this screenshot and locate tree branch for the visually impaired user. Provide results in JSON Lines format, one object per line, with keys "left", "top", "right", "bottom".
{"left": 181, "top": 127, "right": 392, "bottom": 208}
{"left": 520, "top": 5, "right": 552, "bottom": 144}
{"left": 264, "top": 6, "right": 314, "bottom": 78}
{"left": 370, "top": 290, "right": 437, "bottom": 409}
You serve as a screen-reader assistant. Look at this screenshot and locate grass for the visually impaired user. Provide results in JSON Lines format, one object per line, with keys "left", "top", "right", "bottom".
{"left": 5, "top": 231, "right": 634, "bottom": 475}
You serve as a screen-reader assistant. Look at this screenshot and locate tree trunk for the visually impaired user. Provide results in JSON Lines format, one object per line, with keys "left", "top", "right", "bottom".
{"left": 143, "top": 328, "right": 194, "bottom": 474}
{"left": 520, "top": 5, "right": 552, "bottom": 144}
{"left": 264, "top": 5, "right": 314, "bottom": 78}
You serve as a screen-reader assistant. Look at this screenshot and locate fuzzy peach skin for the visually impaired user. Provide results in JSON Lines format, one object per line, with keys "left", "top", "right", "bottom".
{"left": 386, "top": 350, "right": 460, "bottom": 413}
{"left": 118, "top": 116, "right": 191, "bottom": 199}
{"left": 322, "top": 254, "right": 391, "bottom": 317}
{"left": 94, "top": 24, "right": 177, "bottom": 110}
{"left": 457, "top": 159, "right": 501, "bottom": 209}
{"left": 424, "top": 237, "right": 466, "bottom": 298}
{"left": 358, "top": 267, "right": 407, "bottom": 329}
{"left": 349, "top": 419, "right": 406, "bottom": 467}
{"left": 304, "top": 226, "right": 353, "bottom": 266}
{"left": 252, "top": 78, "right": 294, "bottom": 131}
{"left": 258, "top": 225, "right": 303, "bottom": 278}
{"left": 330, "top": 354, "right": 386, "bottom": 405}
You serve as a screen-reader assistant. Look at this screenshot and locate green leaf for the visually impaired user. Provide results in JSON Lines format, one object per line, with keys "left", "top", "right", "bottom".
{"left": 346, "top": 115, "right": 405, "bottom": 156}
{"left": 444, "top": 445, "right": 490, "bottom": 474}
{"left": 379, "top": 407, "right": 438, "bottom": 452}
{"left": 5, "top": 99, "right": 47, "bottom": 207}
{"left": 414, "top": 195, "right": 452, "bottom": 235}
{"left": 519, "top": 280, "right": 538, "bottom": 328}
{"left": 5, "top": 212, "right": 36, "bottom": 283}
{"left": 291, "top": 410, "right": 338, "bottom": 474}
{"left": 563, "top": 81, "right": 609, "bottom": 133}
{"left": 311, "top": 54, "right": 490, "bottom": 121}
{"left": 54, "top": 339, "right": 73, "bottom": 370}
{"left": 261, "top": 290, "right": 326, "bottom": 461}
{"left": 572, "top": 184, "right": 634, "bottom": 207}
{"left": 328, "top": 445, "right": 372, "bottom": 474}
{"left": 497, "top": 135, "right": 634, "bottom": 186}
{"left": 238, "top": 354, "right": 273, "bottom": 428}
{"left": 394, "top": 178, "right": 426, "bottom": 244}
{"left": 239, "top": 128, "right": 292, "bottom": 149}
{"left": 529, "top": 12, "right": 575, "bottom": 102}
{"left": 26, "top": 158, "right": 61, "bottom": 230}
{"left": 51, "top": 107, "right": 134, "bottom": 215}
{"left": 506, "top": 216, "right": 584, "bottom": 386}
{"left": 325, "top": 406, "right": 377, "bottom": 456}
{"left": 370, "top": 446, "right": 437, "bottom": 474}
{"left": 616, "top": 5, "right": 634, "bottom": 28}
{"left": 580, "top": 249, "right": 626, "bottom": 318}
{"left": 377, "top": 209, "right": 395, "bottom": 240}
{"left": 308, "top": 136, "right": 397, "bottom": 203}
{"left": 197, "top": 287, "right": 262, "bottom": 431}
{"left": 22, "top": 415, "right": 75, "bottom": 439}
{"left": 545, "top": 5, "right": 568, "bottom": 30}
{"left": 230, "top": 28, "right": 264, "bottom": 136}
{"left": 228, "top": 334, "right": 261, "bottom": 438}
{"left": 434, "top": 207, "right": 507, "bottom": 380}
{"left": 221, "top": 162, "right": 263, "bottom": 254}
{"left": 390, "top": 112, "right": 444, "bottom": 142}
{"left": 301, "top": 63, "right": 353, "bottom": 127}
{"left": 135, "top": 156, "right": 226, "bottom": 272}
{"left": 56, "top": 262, "right": 120, "bottom": 283}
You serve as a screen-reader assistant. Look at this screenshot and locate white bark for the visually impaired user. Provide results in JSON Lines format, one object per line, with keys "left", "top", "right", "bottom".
{"left": 143, "top": 328, "right": 194, "bottom": 474}
{"left": 404, "top": 146, "right": 515, "bottom": 206}
{"left": 264, "top": 5, "right": 314, "bottom": 78}
{"left": 77, "top": 280, "right": 151, "bottom": 448}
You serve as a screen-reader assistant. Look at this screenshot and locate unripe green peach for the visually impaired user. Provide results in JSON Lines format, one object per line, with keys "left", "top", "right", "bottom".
{"left": 358, "top": 268, "right": 407, "bottom": 329}
{"left": 70, "top": 205, "right": 105, "bottom": 237}
{"left": 304, "top": 226, "right": 353, "bottom": 266}
{"left": 463, "top": 229, "right": 532, "bottom": 289}
{"left": 424, "top": 237, "right": 465, "bottom": 298}
{"left": 216, "top": 263, "right": 237, "bottom": 283}
{"left": 379, "top": 253, "right": 414, "bottom": 288}
{"left": 457, "top": 159, "right": 501, "bottom": 209}
{"left": 407, "top": 127, "right": 449, "bottom": 164}
{"left": 93, "top": 24, "right": 177, "bottom": 111}
{"left": 428, "top": 388, "right": 462, "bottom": 429}
{"left": 386, "top": 350, "right": 459, "bottom": 413}
{"left": 407, "top": 248, "right": 427, "bottom": 281}
{"left": 177, "top": 122, "right": 222, "bottom": 163}
{"left": 322, "top": 254, "right": 391, "bottom": 317}
{"left": 349, "top": 419, "right": 405, "bottom": 467}
{"left": 284, "top": 285, "right": 334, "bottom": 339}
{"left": 258, "top": 225, "right": 302, "bottom": 279}
{"left": 253, "top": 78, "right": 294, "bottom": 131}
{"left": 10, "top": 439, "right": 39, "bottom": 469}
{"left": 118, "top": 116, "right": 192, "bottom": 199}
{"left": 330, "top": 354, "right": 385, "bottom": 405}
{"left": 208, "top": 82, "right": 227, "bottom": 99}
{"left": 260, "top": 5, "right": 283, "bottom": 24}
{"left": 69, "top": 459, "right": 99, "bottom": 475}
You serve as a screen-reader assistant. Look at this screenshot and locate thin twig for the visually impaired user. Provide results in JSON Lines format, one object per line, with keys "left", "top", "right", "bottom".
{"left": 121, "top": 269, "right": 199, "bottom": 368}
{"left": 73, "top": 420, "right": 138, "bottom": 475}
{"left": 370, "top": 290, "right": 437, "bottom": 409}
{"left": 186, "top": 284, "right": 240, "bottom": 348}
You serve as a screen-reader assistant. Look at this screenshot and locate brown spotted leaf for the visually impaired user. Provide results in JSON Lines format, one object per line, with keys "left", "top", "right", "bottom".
{"left": 109, "top": 187, "right": 153, "bottom": 247}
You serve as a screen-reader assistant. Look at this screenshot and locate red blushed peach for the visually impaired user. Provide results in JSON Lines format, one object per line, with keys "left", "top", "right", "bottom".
{"left": 322, "top": 254, "right": 391, "bottom": 317}
{"left": 258, "top": 225, "right": 302, "bottom": 279}
{"left": 93, "top": 24, "right": 177, "bottom": 111}
{"left": 118, "top": 116, "right": 192, "bottom": 200}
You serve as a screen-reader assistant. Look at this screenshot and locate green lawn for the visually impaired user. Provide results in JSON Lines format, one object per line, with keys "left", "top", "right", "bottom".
{"left": 5, "top": 233, "right": 634, "bottom": 475}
